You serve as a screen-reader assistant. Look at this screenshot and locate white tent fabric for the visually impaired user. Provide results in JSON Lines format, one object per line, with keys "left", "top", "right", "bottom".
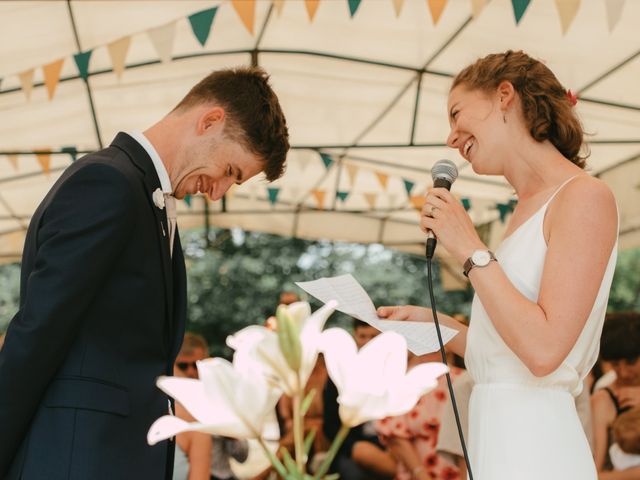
{"left": 1, "top": 0, "right": 639, "bottom": 271}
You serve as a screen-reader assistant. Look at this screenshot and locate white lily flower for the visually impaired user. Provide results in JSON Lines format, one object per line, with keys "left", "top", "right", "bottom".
{"left": 227, "top": 301, "right": 337, "bottom": 396}
{"left": 147, "top": 358, "right": 280, "bottom": 445}
{"left": 320, "top": 328, "right": 449, "bottom": 427}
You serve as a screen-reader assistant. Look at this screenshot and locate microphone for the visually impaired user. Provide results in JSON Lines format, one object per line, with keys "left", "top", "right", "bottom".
{"left": 426, "top": 159, "right": 458, "bottom": 259}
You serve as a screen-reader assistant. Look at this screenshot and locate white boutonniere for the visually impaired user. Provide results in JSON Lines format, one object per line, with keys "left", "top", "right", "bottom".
{"left": 152, "top": 188, "right": 165, "bottom": 210}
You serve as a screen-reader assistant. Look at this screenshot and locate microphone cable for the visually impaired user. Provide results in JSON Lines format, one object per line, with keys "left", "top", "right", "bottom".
{"left": 426, "top": 238, "right": 474, "bottom": 479}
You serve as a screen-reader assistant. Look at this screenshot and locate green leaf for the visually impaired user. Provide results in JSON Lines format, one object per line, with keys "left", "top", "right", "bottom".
{"left": 300, "top": 388, "right": 316, "bottom": 417}
{"left": 304, "top": 426, "right": 317, "bottom": 456}
{"left": 280, "top": 446, "right": 298, "bottom": 475}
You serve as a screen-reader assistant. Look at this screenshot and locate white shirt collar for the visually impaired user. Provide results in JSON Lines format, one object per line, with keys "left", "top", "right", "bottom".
{"left": 127, "top": 130, "right": 172, "bottom": 194}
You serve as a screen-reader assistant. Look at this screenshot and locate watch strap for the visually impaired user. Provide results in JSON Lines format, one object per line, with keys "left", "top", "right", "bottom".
{"left": 463, "top": 251, "right": 496, "bottom": 277}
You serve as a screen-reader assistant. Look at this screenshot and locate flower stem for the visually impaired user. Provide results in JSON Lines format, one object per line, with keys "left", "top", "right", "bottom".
{"left": 293, "top": 388, "right": 305, "bottom": 471}
{"left": 314, "top": 423, "right": 350, "bottom": 479}
{"left": 257, "top": 436, "right": 288, "bottom": 478}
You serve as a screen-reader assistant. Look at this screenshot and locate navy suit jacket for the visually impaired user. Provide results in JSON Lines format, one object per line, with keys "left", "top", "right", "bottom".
{"left": 0, "top": 133, "right": 186, "bottom": 479}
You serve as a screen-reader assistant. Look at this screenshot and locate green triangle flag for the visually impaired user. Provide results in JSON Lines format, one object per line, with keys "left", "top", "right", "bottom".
{"left": 336, "top": 191, "right": 349, "bottom": 202}
{"left": 403, "top": 179, "right": 415, "bottom": 196}
{"left": 511, "top": 0, "right": 531, "bottom": 24}
{"left": 496, "top": 203, "right": 512, "bottom": 223}
{"left": 74, "top": 50, "right": 93, "bottom": 80}
{"left": 184, "top": 194, "right": 192, "bottom": 207}
{"left": 61, "top": 146, "right": 78, "bottom": 161}
{"left": 348, "top": 0, "right": 362, "bottom": 17}
{"left": 188, "top": 7, "right": 219, "bottom": 46}
{"left": 320, "top": 153, "right": 333, "bottom": 169}
{"left": 462, "top": 198, "right": 471, "bottom": 211}
{"left": 267, "top": 187, "right": 280, "bottom": 205}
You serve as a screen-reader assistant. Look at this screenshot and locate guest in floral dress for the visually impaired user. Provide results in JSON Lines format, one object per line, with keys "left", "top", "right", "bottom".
{"left": 376, "top": 352, "right": 462, "bottom": 480}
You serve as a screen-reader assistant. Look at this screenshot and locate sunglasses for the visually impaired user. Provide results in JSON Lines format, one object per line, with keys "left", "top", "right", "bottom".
{"left": 176, "top": 361, "right": 198, "bottom": 371}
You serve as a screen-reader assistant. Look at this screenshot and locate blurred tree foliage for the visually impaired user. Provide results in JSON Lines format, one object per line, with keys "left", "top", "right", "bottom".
{"left": 0, "top": 230, "right": 638, "bottom": 357}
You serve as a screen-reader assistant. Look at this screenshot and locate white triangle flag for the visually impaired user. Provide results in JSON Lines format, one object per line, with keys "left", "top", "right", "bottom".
{"left": 605, "top": 0, "right": 625, "bottom": 31}
{"left": 19, "top": 69, "right": 34, "bottom": 101}
{"left": 148, "top": 22, "right": 176, "bottom": 63}
{"left": 108, "top": 36, "right": 132, "bottom": 78}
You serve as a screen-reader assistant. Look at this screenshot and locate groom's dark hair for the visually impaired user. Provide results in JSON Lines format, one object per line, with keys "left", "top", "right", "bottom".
{"left": 174, "top": 66, "right": 290, "bottom": 181}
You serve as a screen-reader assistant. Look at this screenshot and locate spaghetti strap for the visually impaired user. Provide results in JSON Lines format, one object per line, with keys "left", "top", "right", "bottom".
{"left": 544, "top": 174, "right": 583, "bottom": 208}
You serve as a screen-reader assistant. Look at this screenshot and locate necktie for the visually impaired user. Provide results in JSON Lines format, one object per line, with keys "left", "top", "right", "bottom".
{"left": 164, "top": 193, "right": 177, "bottom": 257}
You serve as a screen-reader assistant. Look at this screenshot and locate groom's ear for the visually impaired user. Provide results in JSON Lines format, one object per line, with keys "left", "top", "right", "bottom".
{"left": 197, "top": 106, "right": 225, "bottom": 135}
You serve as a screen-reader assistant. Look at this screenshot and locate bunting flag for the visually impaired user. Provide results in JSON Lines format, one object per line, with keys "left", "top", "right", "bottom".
{"left": 461, "top": 198, "right": 471, "bottom": 211}
{"left": 345, "top": 163, "right": 359, "bottom": 185}
{"left": 184, "top": 194, "right": 192, "bottom": 207}
{"left": 188, "top": 7, "right": 219, "bottom": 46}
{"left": 42, "top": 58, "right": 64, "bottom": 100}
{"left": 272, "top": 0, "right": 285, "bottom": 16}
{"left": 226, "top": 184, "right": 237, "bottom": 200}
{"left": 375, "top": 171, "right": 389, "bottom": 190}
{"left": 392, "top": 0, "right": 404, "bottom": 17}
{"left": 18, "top": 69, "right": 34, "bottom": 101}
{"left": 388, "top": 194, "right": 398, "bottom": 207}
{"left": 336, "top": 191, "right": 349, "bottom": 202}
{"left": 363, "top": 193, "right": 377, "bottom": 209}
{"left": 61, "top": 146, "right": 78, "bottom": 161}
{"left": 471, "top": 0, "right": 489, "bottom": 18}
{"left": 36, "top": 149, "right": 52, "bottom": 175}
{"left": 297, "top": 155, "right": 312, "bottom": 171}
{"left": 305, "top": 0, "right": 320, "bottom": 21}
{"left": 496, "top": 202, "right": 514, "bottom": 223}
{"left": 511, "top": 0, "right": 531, "bottom": 24}
{"left": 232, "top": 0, "right": 256, "bottom": 34}
{"left": 427, "top": 0, "right": 448, "bottom": 25}
{"left": 267, "top": 187, "right": 280, "bottom": 205}
{"left": 312, "top": 190, "right": 326, "bottom": 209}
{"left": 320, "top": 153, "right": 334, "bottom": 169}
{"left": 107, "top": 36, "right": 131, "bottom": 79}
{"left": 348, "top": 0, "right": 362, "bottom": 17}
{"left": 554, "top": 0, "right": 580, "bottom": 34}
{"left": 148, "top": 22, "right": 176, "bottom": 63}
{"left": 73, "top": 50, "right": 93, "bottom": 81}
{"left": 410, "top": 195, "right": 425, "bottom": 211}
{"left": 7, "top": 154, "right": 18, "bottom": 170}
{"left": 403, "top": 179, "right": 415, "bottom": 196}
{"left": 605, "top": 0, "right": 625, "bottom": 31}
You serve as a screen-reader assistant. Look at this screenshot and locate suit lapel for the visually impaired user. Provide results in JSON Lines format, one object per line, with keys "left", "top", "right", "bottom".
{"left": 111, "top": 133, "right": 174, "bottom": 329}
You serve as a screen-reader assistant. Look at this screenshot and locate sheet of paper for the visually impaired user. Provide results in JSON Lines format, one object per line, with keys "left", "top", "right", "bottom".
{"left": 295, "top": 274, "right": 458, "bottom": 355}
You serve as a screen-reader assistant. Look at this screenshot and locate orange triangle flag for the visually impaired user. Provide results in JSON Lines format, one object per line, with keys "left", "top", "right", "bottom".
{"left": 427, "top": 0, "right": 447, "bottom": 25}
{"left": 312, "top": 190, "right": 326, "bottom": 209}
{"left": 43, "top": 59, "right": 65, "bottom": 100}
{"left": 305, "top": 0, "right": 320, "bottom": 21}
{"left": 392, "top": 0, "right": 404, "bottom": 17}
{"left": 375, "top": 171, "right": 389, "bottom": 190}
{"left": 232, "top": 0, "right": 256, "bottom": 34}
{"left": 36, "top": 149, "right": 52, "bottom": 175}
{"left": 363, "top": 193, "right": 377, "bottom": 209}
{"left": 410, "top": 195, "right": 426, "bottom": 211}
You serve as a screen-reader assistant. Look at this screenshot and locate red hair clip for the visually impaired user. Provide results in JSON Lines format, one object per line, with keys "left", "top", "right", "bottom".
{"left": 566, "top": 89, "right": 578, "bottom": 107}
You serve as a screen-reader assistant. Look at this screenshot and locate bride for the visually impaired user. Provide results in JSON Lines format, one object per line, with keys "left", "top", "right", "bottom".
{"left": 379, "top": 50, "right": 618, "bottom": 479}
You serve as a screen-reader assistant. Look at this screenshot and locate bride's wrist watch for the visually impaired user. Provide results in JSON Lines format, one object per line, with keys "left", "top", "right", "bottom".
{"left": 463, "top": 249, "right": 497, "bottom": 277}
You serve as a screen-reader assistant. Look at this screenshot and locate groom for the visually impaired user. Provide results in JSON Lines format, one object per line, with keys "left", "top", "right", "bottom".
{"left": 0, "top": 67, "right": 289, "bottom": 479}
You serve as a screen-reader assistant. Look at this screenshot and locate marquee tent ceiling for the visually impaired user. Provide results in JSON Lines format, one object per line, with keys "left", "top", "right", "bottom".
{"left": 1, "top": 0, "right": 639, "bottom": 276}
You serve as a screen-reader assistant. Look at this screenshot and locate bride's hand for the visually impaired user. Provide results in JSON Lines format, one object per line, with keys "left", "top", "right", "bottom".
{"left": 377, "top": 305, "right": 433, "bottom": 322}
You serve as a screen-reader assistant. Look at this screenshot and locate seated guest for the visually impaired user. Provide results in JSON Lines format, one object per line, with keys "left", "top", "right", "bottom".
{"left": 608, "top": 408, "right": 640, "bottom": 475}
{"left": 323, "top": 320, "right": 396, "bottom": 480}
{"left": 377, "top": 352, "right": 462, "bottom": 480}
{"left": 173, "top": 332, "right": 212, "bottom": 480}
{"left": 592, "top": 312, "right": 640, "bottom": 474}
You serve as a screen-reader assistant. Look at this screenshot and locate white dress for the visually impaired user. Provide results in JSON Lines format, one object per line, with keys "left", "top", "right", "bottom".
{"left": 465, "top": 177, "right": 618, "bottom": 480}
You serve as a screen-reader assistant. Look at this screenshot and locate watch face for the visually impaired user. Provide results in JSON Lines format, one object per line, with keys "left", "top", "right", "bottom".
{"left": 472, "top": 250, "right": 491, "bottom": 266}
